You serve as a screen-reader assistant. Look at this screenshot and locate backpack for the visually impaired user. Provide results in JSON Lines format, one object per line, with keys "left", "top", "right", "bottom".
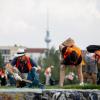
{"left": 16, "top": 56, "right": 32, "bottom": 73}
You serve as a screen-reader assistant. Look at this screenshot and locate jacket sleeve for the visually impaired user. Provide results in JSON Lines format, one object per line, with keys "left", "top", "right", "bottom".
{"left": 30, "top": 58, "right": 37, "bottom": 67}
{"left": 11, "top": 57, "right": 17, "bottom": 66}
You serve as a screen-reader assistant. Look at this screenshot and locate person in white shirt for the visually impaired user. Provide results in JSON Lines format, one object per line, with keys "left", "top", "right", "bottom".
{"left": 44, "top": 65, "right": 54, "bottom": 85}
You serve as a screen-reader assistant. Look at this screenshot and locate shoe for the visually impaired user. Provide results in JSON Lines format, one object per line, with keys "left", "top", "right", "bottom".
{"left": 79, "top": 82, "right": 84, "bottom": 86}
{"left": 39, "top": 83, "right": 45, "bottom": 89}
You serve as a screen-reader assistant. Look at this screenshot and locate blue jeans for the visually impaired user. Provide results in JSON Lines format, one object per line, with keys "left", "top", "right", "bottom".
{"left": 27, "top": 68, "right": 44, "bottom": 88}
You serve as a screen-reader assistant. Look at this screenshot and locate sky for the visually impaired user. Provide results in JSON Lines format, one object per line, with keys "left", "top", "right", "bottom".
{"left": 0, "top": 0, "right": 100, "bottom": 50}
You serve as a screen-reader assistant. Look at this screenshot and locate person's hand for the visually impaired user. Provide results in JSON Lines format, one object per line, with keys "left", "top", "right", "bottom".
{"left": 34, "top": 66, "right": 41, "bottom": 73}
{"left": 37, "top": 66, "right": 41, "bottom": 73}
{"left": 13, "top": 73, "right": 22, "bottom": 81}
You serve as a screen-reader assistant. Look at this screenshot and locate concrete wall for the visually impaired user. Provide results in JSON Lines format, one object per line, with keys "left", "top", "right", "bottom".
{"left": 0, "top": 89, "right": 100, "bottom": 100}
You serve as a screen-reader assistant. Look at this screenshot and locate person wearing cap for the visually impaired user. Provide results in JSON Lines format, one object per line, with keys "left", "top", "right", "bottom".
{"left": 6, "top": 48, "right": 44, "bottom": 88}
{"left": 59, "top": 37, "right": 84, "bottom": 87}
{"left": 44, "top": 65, "right": 54, "bottom": 85}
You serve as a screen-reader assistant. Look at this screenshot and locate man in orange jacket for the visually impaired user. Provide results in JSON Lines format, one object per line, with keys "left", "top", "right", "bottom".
{"left": 6, "top": 48, "right": 44, "bottom": 88}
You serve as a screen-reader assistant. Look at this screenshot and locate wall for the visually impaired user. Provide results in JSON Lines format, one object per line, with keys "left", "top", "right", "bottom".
{"left": 0, "top": 89, "right": 100, "bottom": 100}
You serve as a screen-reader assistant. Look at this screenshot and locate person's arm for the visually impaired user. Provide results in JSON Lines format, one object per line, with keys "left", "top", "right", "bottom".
{"left": 5, "top": 58, "right": 22, "bottom": 81}
{"left": 30, "top": 58, "right": 37, "bottom": 67}
{"left": 5, "top": 62, "right": 15, "bottom": 75}
{"left": 30, "top": 58, "right": 41, "bottom": 73}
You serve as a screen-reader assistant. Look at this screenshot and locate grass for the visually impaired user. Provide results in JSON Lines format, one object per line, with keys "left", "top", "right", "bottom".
{"left": 46, "top": 84, "right": 100, "bottom": 89}
{"left": 0, "top": 86, "right": 15, "bottom": 89}
{"left": 0, "top": 84, "right": 100, "bottom": 90}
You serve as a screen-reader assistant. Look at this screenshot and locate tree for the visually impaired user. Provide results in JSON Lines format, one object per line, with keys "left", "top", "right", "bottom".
{"left": 38, "top": 47, "right": 60, "bottom": 83}
{"left": 0, "top": 52, "right": 4, "bottom": 68}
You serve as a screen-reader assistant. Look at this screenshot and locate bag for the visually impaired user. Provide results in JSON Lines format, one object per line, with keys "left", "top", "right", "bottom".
{"left": 87, "top": 45, "right": 100, "bottom": 53}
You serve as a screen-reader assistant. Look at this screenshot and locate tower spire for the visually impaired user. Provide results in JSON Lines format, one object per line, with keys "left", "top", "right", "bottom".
{"left": 45, "top": 7, "right": 51, "bottom": 49}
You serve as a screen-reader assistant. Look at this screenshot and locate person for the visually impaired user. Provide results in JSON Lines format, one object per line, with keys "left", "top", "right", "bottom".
{"left": 0, "top": 68, "right": 7, "bottom": 86}
{"left": 59, "top": 37, "right": 84, "bottom": 87}
{"left": 84, "top": 52, "right": 98, "bottom": 84}
{"left": 5, "top": 59, "right": 16, "bottom": 86}
{"left": 6, "top": 48, "right": 44, "bottom": 88}
{"left": 94, "top": 50, "right": 100, "bottom": 84}
{"left": 95, "top": 50, "right": 100, "bottom": 63}
{"left": 44, "top": 65, "right": 54, "bottom": 85}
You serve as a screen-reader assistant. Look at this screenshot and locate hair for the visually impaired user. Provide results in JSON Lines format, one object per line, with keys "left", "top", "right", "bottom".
{"left": 62, "top": 46, "right": 67, "bottom": 55}
{"left": 62, "top": 38, "right": 75, "bottom": 46}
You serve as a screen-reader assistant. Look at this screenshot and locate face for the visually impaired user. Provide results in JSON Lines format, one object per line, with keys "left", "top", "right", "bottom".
{"left": 18, "top": 56, "right": 26, "bottom": 64}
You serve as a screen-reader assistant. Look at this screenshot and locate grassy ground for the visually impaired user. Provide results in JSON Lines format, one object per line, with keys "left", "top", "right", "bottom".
{"left": 0, "top": 84, "right": 100, "bottom": 89}
{"left": 45, "top": 84, "right": 100, "bottom": 89}
{"left": 0, "top": 86, "right": 15, "bottom": 89}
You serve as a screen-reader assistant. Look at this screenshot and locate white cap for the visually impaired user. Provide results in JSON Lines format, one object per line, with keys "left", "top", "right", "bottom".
{"left": 15, "top": 48, "right": 25, "bottom": 57}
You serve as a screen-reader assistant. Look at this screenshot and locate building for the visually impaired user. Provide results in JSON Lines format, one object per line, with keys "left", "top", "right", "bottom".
{"left": 0, "top": 45, "right": 19, "bottom": 64}
{"left": 25, "top": 48, "right": 47, "bottom": 63}
{"left": 0, "top": 45, "right": 47, "bottom": 64}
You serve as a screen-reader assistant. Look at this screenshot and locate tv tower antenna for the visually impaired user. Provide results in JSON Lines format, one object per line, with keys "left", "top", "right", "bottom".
{"left": 45, "top": 7, "right": 51, "bottom": 50}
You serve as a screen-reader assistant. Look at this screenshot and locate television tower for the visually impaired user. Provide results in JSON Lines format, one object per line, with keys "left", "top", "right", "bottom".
{"left": 45, "top": 8, "right": 51, "bottom": 49}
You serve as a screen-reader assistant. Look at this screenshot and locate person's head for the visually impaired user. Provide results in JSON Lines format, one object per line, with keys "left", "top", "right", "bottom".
{"left": 36, "top": 66, "right": 42, "bottom": 73}
{"left": 62, "top": 37, "right": 75, "bottom": 47}
{"left": 14, "top": 48, "right": 26, "bottom": 64}
{"left": 15, "top": 48, "right": 25, "bottom": 57}
{"left": 50, "top": 65, "right": 54, "bottom": 69}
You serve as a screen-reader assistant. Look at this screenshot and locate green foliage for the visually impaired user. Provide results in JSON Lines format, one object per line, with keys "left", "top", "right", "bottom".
{"left": 0, "top": 52, "right": 4, "bottom": 68}
{"left": 39, "top": 70, "right": 45, "bottom": 84}
{"left": 38, "top": 47, "right": 60, "bottom": 83}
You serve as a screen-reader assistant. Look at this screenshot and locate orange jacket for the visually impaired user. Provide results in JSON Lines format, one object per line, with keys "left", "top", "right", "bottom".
{"left": 63, "top": 46, "right": 82, "bottom": 59}
{"left": 16, "top": 56, "right": 32, "bottom": 72}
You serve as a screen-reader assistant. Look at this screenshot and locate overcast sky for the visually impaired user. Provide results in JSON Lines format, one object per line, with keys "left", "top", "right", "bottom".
{"left": 0, "top": 0, "right": 100, "bottom": 50}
